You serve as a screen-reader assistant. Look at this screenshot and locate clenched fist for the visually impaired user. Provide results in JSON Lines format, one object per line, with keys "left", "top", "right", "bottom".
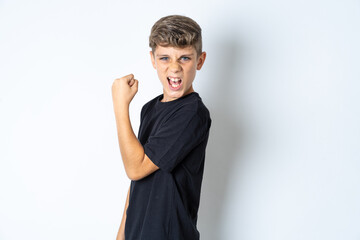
{"left": 112, "top": 74, "right": 139, "bottom": 107}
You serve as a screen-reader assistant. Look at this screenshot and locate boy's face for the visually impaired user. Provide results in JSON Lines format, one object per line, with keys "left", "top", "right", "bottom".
{"left": 150, "top": 45, "right": 206, "bottom": 102}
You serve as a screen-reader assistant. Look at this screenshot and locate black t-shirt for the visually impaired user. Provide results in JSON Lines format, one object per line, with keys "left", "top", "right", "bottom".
{"left": 125, "top": 92, "right": 211, "bottom": 240}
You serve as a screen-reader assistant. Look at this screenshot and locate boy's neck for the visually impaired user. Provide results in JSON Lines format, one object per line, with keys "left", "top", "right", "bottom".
{"left": 161, "top": 87, "right": 195, "bottom": 102}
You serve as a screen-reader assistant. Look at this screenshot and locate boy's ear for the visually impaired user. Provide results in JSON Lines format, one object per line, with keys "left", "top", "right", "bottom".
{"left": 150, "top": 51, "right": 156, "bottom": 69}
{"left": 196, "top": 52, "right": 206, "bottom": 70}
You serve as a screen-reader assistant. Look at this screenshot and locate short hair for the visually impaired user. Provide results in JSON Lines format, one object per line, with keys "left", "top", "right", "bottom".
{"left": 149, "top": 15, "right": 202, "bottom": 56}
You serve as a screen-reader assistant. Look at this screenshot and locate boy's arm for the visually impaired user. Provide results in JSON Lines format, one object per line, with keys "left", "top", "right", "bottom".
{"left": 112, "top": 74, "right": 159, "bottom": 181}
{"left": 116, "top": 185, "right": 130, "bottom": 240}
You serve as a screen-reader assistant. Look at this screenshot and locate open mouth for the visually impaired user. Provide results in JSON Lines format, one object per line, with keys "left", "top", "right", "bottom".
{"left": 167, "top": 77, "right": 182, "bottom": 90}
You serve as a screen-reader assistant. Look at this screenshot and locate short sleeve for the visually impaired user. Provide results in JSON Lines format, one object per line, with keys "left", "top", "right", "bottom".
{"left": 144, "top": 110, "right": 210, "bottom": 172}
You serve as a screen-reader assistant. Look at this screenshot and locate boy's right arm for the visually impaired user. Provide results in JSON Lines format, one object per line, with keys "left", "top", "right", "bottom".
{"left": 112, "top": 74, "right": 160, "bottom": 181}
{"left": 116, "top": 185, "right": 130, "bottom": 240}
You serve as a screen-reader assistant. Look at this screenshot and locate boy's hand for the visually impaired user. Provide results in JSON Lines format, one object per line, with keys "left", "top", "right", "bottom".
{"left": 112, "top": 74, "right": 139, "bottom": 106}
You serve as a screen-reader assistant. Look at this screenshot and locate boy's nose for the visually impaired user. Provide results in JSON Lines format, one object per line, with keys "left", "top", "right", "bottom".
{"left": 169, "top": 62, "right": 182, "bottom": 73}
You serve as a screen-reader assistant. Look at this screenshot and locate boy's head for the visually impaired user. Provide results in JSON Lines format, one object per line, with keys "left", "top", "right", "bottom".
{"left": 149, "top": 15, "right": 206, "bottom": 102}
{"left": 149, "top": 15, "right": 202, "bottom": 57}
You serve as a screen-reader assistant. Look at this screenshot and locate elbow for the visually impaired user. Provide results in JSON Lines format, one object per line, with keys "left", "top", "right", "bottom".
{"left": 126, "top": 169, "right": 143, "bottom": 181}
{"left": 123, "top": 153, "right": 146, "bottom": 181}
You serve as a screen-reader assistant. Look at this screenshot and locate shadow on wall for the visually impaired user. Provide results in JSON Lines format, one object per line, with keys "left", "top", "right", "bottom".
{"left": 198, "top": 37, "right": 246, "bottom": 240}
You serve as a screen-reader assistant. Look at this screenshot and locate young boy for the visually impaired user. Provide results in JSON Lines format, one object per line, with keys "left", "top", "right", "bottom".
{"left": 112, "top": 15, "right": 211, "bottom": 240}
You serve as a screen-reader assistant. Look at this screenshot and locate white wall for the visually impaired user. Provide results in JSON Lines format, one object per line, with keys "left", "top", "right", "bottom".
{"left": 1, "top": 0, "right": 359, "bottom": 239}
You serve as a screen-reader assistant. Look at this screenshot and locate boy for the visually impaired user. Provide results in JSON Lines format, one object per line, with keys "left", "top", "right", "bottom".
{"left": 112, "top": 15, "right": 211, "bottom": 240}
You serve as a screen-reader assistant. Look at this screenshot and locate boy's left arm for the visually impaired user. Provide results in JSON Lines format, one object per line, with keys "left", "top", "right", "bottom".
{"left": 111, "top": 74, "right": 159, "bottom": 181}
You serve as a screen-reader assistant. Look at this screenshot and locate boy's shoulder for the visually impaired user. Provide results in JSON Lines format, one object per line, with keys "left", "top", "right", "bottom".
{"left": 140, "top": 93, "right": 161, "bottom": 118}
{"left": 176, "top": 93, "right": 210, "bottom": 120}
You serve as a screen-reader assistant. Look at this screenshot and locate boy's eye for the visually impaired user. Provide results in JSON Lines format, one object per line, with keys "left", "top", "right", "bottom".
{"left": 180, "top": 57, "right": 190, "bottom": 61}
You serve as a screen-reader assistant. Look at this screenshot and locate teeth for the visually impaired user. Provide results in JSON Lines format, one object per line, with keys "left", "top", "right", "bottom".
{"left": 168, "top": 77, "right": 181, "bottom": 88}
{"left": 168, "top": 77, "right": 181, "bottom": 83}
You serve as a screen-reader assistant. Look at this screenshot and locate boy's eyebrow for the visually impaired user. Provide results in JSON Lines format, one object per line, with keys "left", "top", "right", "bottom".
{"left": 156, "top": 53, "right": 195, "bottom": 57}
{"left": 180, "top": 54, "right": 195, "bottom": 57}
